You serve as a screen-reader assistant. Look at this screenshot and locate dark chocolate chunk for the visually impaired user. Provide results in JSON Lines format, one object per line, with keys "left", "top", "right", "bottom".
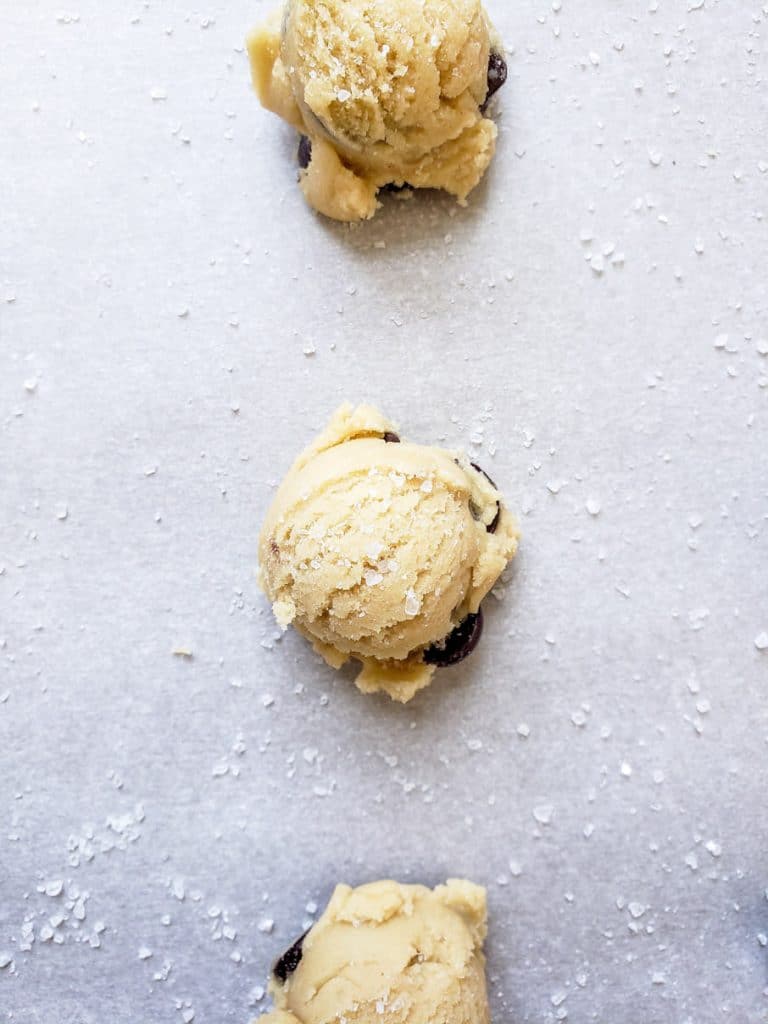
{"left": 486, "top": 505, "right": 501, "bottom": 535}
{"left": 481, "top": 52, "right": 508, "bottom": 112}
{"left": 424, "top": 609, "right": 484, "bottom": 668}
{"left": 383, "top": 432, "right": 401, "bottom": 443}
{"left": 273, "top": 930, "right": 309, "bottom": 983}
{"left": 297, "top": 135, "right": 312, "bottom": 169}
{"left": 470, "top": 462, "right": 498, "bottom": 490}
{"left": 468, "top": 462, "right": 502, "bottom": 535}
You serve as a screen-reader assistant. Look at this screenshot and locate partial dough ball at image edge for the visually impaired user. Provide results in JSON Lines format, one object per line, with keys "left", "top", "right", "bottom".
{"left": 247, "top": 0, "right": 508, "bottom": 221}
{"left": 257, "top": 404, "right": 519, "bottom": 703}
{"left": 258, "top": 880, "right": 491, "bottom": 1024}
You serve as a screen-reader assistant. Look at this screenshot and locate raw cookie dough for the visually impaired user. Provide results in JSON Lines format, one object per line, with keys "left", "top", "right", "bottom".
{"left": 258, "top": 404, "right": 519, "bottom": 702}
{"left": 259, "top": 880, "right": 491, "bottom": 1024}
{"left": 247, "top": 0, "right": 508, "bottom": 221}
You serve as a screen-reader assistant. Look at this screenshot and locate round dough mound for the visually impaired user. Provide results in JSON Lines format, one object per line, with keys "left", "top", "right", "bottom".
{"left": 262, "top": 880, "right": 491, "bottom": 1024}
{"left": 258, "top": 404, "right": 519, "bottom": 702}
{"left": 247, "top": 0, "right": 505, "bottom": 220}
{"left": 284, "top": 0, "right": 490, "bottom": 155}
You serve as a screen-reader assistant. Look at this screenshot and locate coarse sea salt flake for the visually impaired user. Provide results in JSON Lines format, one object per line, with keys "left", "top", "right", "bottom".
{"left": 533, "top": 804, "right": 553, "bottom": 825}
{"left": 404, "top": 589, "right": 421, "bottom": 617}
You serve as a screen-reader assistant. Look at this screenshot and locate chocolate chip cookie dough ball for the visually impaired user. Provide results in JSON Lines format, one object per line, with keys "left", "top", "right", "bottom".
{"left": 258, "top": 404, "right": 519, "bottom": 703}
{"left": 247, "top": 0, "right": 508, "bottom": 221}
{"left": 259, "top": 880, "right": 491, "bottom": 1024}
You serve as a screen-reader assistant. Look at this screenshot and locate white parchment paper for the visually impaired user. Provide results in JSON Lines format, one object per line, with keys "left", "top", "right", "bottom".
{"left": 1, "top": 2, "right": 767, "bottom": 1022}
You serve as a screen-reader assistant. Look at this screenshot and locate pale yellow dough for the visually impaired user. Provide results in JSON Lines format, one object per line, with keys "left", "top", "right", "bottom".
{"left": 258, "top": 404, "right": 519, "bottom": 702}
{"left": 260, "top": 880, "right": 491, "bottom": 1024}
{"left": 247, "top": 0, "right": 504, "bottom": 221}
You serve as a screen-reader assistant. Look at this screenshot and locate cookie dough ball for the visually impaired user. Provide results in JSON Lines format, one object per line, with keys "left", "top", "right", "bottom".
{"left": 258, "top": 404, "right": 519, "bottom": 702}
{"left": 260, "top": 880, "right": 491, "bottom": 1024}
{"left": 247, "top": 0, "right": 508, "bottom": 221}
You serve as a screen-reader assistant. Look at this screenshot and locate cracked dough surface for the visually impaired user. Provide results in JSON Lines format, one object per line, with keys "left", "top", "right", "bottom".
{"left": 261, "top": 880, "right": 490, "bottom": 1024}
{"left": 247, "top": 0, "right": 504, "bottom": 221}
{"left": 257, "top": 404, "right": 518, "bottom": 703}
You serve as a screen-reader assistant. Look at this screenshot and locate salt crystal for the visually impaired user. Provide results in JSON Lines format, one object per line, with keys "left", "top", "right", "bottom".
{"left": 533, "top": 804, "right": 554, "bottom": 825}
{"left": 248, "top": 986, "right": 266, "bottom": 1005}
{"left": 754, "top": 632, "right": 768, "bottom": 651}
{"left": 586, "top": 498, "right": 601, "bottom": 516}
{"left": 620, "top": 761, "right": 632, "bottom": 778}
{"left": 257, "top": 918, "right": 274, "bottom": 934}
{"left": 404, "top": 589, "right": 421, "bottom": 617}
{"left": 138, "top": 946, "right": 153, "bottom": 960}
{"left": 705, "top": 839, "right": 722, "bottom": 858}
{"left": 648, "top": 149, "right": 663, "bottom": 167}
{"left": 628, "top": 902, "right": 646, "bottom": 919}
{"left": 0, "top": 953, "right": 12, "bottom": 969}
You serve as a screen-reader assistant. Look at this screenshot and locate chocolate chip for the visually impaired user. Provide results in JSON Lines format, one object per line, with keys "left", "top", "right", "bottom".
{"left": 482, "top": 52, "right": 508, "bottom": 112}
{"left": 273, "top": 930, "right": 309, "bottom": 983}
{"left": 468, "top": 462, "right": 502, "bottom": 535}
{"left": 383, "top": 182, "right": 413, "bottom": 193}
{"left": 424, "top": 609, "right": 484, "bottom": 668}
{"left": 470, "top": 462, "right": 498, "bottom": 490}
{"left": 297, "top": 135, "right": 312, "bottom": 169}
{"left": 383, "top": 432, "right": 401, "bottom": 443}
{"left": 486, "top": 506, "right": 501, "bottom": 535}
